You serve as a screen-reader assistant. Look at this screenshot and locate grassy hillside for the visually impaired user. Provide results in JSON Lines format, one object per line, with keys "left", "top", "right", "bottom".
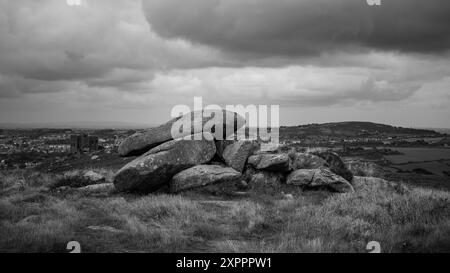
{"left": 281, "top": 121, "right": 441, "bottom": 138}
{"left": 0, "top": 169, "right": 449, "bottom": 253}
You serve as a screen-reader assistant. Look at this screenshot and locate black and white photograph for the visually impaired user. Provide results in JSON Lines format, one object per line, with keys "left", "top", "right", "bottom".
{"left": 0, "top": 0, "right": 450, "bottom": 257}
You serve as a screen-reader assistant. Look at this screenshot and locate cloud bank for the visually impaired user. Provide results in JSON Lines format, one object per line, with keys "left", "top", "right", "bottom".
{"left": 0, "top": 0, "right": 449, "bottom": 127}
{"left": 143, "top": 0, "right": 450, "bottom": 57}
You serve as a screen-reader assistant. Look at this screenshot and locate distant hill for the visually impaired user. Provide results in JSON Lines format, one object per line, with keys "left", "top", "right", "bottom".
{"left": 420, "top": 128, "right": 450, "bottom": 135}
{"left": 280, "top": 121, "right": 442, "bottom": 138}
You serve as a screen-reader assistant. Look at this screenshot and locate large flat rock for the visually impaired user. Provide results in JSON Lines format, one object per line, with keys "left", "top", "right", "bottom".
{"left": 286, "top": 169, "right": 316, "bottom": 186}
{"left": 290, "top": 153, "right": 328, "bottom": 170}
{"left": 118, "top": 117, "right": 178, "bottom": 157}
{"left": 247, "top": 153, "right": 291, "bottom": 172}
{"left": 222, "top": 141, "right": 259, "bottom": 173}
{"left": 312, "top": 151, "right": 354, "bottom": 182}
{"left": 118, "top": 110, "right": 245, "bottom": 157}
{"left": 113, "top": 133, "right": 216, "bottom": 193}
{"left": 312, "top": 169, "right": 354, "bottom": 193}
{"left": 287, "top": 168, "right": 354, "bottom": 193}
{"left": 249, "top": 171, "right": 284, "bottom": 189}
{"left": 170, "top": 165, "right": 242, "bottom": 193}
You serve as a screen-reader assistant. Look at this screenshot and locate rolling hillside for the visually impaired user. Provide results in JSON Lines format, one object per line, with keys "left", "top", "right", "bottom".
{"left": 280, "top": 121, "right": 442, "bottom": 138}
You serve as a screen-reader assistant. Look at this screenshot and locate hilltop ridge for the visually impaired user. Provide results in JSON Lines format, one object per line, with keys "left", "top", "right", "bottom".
{"left": 281, "top": 121, "right": 442, "bottom": 138}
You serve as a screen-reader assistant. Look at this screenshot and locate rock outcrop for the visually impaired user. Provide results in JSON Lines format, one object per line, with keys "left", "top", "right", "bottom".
{"left": 312, "top": 151, "right": 353, "bottom": 182}
{"left": 290, "top": 153, "right": 327, "bottom": 170}
{"left": 83, "top": 170, "right": 106, "bottom": 184}
{"left": 312, "top": 169, "right": 354, "bottom": 193}
{"left": 287, "top": 168, "right": 354, "bottom": 193}
{"left": 118, "top": 110, "right": 245, "bottom": 157}
{"left": 170, "top": 165, "right": 242, "bottom": 193}
{"left": 222, "top": 141, "right": 258, "bottom": 173}
{"left": 118, "top": 117, "right": 179, "bottom": 157}
{"left": 113, "top": 133, "right": 216, "bottom": 192}
{"left": 247, "top": 153, "right": 291, "bottom": 172}
{"left": 286, "top": 169, "right": 316, "bottom": 186}
{"left": 113, "top": 111, "right": 355, "bottom": 196}
{"left": 249, "top": 171, "right": 284, "bottom": 189}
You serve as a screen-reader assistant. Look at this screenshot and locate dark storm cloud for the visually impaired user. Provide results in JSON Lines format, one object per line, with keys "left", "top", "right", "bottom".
{"left": 0, "top": 0, "right": 224, "bottom": 97}
{"left": 0, "top": 74, "right": 74, "bottom": 98}
{"left": 142, "top": 0, "right": 450, "bottom": 56}
{"left": 0, "top": 0, "right": 449, "bottom": 128}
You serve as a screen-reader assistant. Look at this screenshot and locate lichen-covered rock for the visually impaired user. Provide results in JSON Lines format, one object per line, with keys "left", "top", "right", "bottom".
{"left": 222, "top": 141, "right": 259, "bottom": 172}
{"left": 118, "top": 110, "right": 245, "bottom": 157}
{"left": 170, "top": 165, "right": 242, "bottom": 193}
{"left": 247, "top": 153, "right": 291, "bottom": 172}
{"left": 287, "top": 168, "right": 354, "bottom": 193}
{"left": 117, "top": 117, "right": 178, "bottom": 157}
{"left": 249, "top": 171, "right": 284, "bottom": 189}
{"left": 113, "top": 133, "right": 216, "bottom": 193}
{"left": 290, "top": 153, "right": 328, "bottom": 170}
{"left": 312, "top": 169, "right": 354, "bottom": 193}
{"left": 83, "top": 170, "right": 106, "bottom": 183}
{"left": 312, "top": 151, "right": 354, "bottom": 182}
{"left": 286, "top": 169, "right": 316, "bottom": 186}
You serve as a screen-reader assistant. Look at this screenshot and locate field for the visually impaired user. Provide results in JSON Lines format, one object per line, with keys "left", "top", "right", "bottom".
{"left": 393, "top": 161, "right": 450, "bottom": 176}
{"left": 385, "top": 148, "right": 450, "bottom": 164}
{"left": 1, "top": 169, "right": 449, "bottom": 253}
{"left": 383, "top": 148, "right": 450, "bottom": 178}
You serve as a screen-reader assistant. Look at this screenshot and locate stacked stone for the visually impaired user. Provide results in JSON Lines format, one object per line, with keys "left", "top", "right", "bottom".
{"left": 113, "top": 111, "right": 354, "bottom": 194}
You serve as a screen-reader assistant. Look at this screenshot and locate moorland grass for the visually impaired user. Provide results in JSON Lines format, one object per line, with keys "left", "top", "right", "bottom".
{"left": 0, "top": 169, "right": 449, "bottom": 253}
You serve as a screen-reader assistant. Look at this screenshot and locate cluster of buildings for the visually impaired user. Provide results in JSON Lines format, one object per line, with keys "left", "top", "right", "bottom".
{"left": 0, "top": 134, "right": 72, "bottom": 154}
{"left": 0, "top": 128, "right": 137, "bottom": 170}
{"left": 69, "top": 133, "right": 127, "bottom": 154}
{"left": 69, "top": 134, "right": 99, "bottom": 153}
{"left": 0, "top": 128, "right": 130, "bottom": 155}
{"left": 0, "top": 132, "right": 104, "bottom": 155}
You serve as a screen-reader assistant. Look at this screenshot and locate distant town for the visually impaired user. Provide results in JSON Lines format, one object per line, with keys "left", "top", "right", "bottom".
{"left": 0, "top": 122, "right": 449, "bottom": 171}
{"left": 0, "top": 128, "right": 135, "bottom": 170}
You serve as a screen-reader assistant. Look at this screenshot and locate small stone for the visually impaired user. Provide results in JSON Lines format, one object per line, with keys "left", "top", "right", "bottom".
{"left": 83, "top": 170, "right": 105, "bottom": 183}
{"left": 78, "top": 183, "right": 115, "bottom": 195}
{"left": 283, "top": 193, "right": 294, "bottom": 200}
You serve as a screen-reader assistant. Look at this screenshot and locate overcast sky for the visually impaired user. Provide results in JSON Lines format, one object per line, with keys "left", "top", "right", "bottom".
{"left": 0, "top": 0, "right": 449, "bottom": 127}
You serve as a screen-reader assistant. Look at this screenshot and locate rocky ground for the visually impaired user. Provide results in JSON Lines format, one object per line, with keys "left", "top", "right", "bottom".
{"left": 111, "top": 110, "right": 357, "bottom": 196}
